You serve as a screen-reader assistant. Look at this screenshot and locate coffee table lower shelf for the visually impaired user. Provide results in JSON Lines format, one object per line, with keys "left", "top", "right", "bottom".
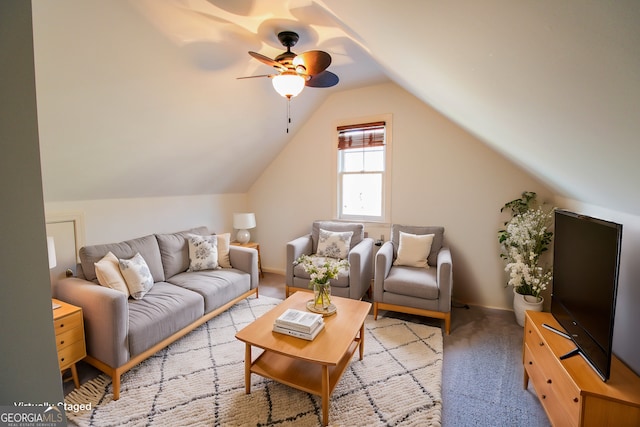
{"left": 244, "top": 339, "right": 360, "bottom": 425}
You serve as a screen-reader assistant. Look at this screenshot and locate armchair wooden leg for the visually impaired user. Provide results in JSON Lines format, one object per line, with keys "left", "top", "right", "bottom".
{"left": 373, "top": 302, "right": 378, "bottom": 320}
{"left": 444, "top": 312, "right": 451, "bottom": 335}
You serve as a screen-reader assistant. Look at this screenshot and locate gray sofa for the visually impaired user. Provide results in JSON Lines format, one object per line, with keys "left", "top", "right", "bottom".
{"left": 53, "top": 226, "right": 259, "bottom": 400}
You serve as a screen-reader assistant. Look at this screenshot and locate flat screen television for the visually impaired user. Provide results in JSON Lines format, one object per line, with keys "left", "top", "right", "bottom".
{"left": 550, "top": 209, "right": 623, "bottom": 381}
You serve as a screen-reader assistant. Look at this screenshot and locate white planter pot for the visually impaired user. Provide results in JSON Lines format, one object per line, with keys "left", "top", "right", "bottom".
{"left": 513, "top": 289, "right": 544, "bottom": 326}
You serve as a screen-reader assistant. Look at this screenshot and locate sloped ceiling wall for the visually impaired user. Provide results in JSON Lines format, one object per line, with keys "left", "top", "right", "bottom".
{"left": 33, "top": 0, "right": 640, "bottom": 216}
{"left": 321, "top": 0, "right": 640, "bottom": 215}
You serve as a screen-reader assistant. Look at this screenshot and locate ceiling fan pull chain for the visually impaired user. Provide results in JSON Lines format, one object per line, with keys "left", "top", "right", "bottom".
{"left": 287, "top": 97, "right": 292, "bottom": 133}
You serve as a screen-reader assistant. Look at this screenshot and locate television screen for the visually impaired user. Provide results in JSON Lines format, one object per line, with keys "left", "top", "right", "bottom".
{"left": 551, "top": 209, "right": 622, "bottom": 381}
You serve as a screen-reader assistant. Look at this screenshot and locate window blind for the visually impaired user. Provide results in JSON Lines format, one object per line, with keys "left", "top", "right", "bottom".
{"left": 337, "top": 121, "right": 385, "bottom": 150}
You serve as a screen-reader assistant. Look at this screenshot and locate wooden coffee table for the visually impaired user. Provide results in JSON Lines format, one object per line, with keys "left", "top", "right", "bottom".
{"left": 235, "top": 292, "right": 371, "bottom": 426}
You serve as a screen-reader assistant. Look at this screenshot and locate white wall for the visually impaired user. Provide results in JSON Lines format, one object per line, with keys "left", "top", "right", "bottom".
{"left": 249, "top": 82, "right": 555, "bottom": 310}
{"left": 45, "top": 193, "right": 247, "bottom": 272}
{"left": 554, "top": 196, "right": 640, "bottom": 376}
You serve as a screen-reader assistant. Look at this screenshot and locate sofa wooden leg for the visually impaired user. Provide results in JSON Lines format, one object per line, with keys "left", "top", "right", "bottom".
{"left": 112, "top": 374, "right": 121, "bottom": 400}
{"left": 373, "top": 302, "right": 378, "bottom": 320}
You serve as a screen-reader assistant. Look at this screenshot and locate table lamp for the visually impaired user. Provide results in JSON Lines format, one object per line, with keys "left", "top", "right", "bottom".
{"left": 233, "top": 213, "right": 256, "bottom": 244}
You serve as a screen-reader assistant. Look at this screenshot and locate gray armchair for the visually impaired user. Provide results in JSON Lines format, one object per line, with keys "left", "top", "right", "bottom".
{"left": 286, "top": 221, "right": 374, "bottom": 300}
{"left": 374, "top": 224, "right": 453, "bottom": 334}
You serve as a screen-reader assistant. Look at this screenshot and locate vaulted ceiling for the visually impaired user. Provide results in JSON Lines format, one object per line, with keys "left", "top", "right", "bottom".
{"left": 32, "top": 1, "right": 640, "bottom": 215}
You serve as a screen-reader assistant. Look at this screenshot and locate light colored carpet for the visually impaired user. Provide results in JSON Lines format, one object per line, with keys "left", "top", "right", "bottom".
{"left": 65, "top": 295, "right": 443, "bottom": 426}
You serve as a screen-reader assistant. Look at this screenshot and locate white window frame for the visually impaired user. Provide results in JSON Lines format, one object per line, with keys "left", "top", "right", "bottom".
{"left": 332, "top": 114, "right": 392, "bottom": 223}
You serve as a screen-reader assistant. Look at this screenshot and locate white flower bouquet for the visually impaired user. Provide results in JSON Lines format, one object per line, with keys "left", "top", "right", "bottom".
{"left": 498, "top": 192, "right": 554, "bottom": 299}
{"left": 294, "top": 254, "right": 349, "bottom": 308}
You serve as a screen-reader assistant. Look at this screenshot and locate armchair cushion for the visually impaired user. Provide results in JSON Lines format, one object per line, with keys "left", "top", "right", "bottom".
{"left": 394, "top": 231, "right": 434, "bottom": 268}
{"left": 316, "top": 229, "right": 353, "bottom": 259}
{"left": 383, "top": 266, "right": 439, "bottom": 300}
{"left": 312, "top": 221, "right": 364, "bottom": 253}
{"left": 392, "top": 225, "right": 444, "bottom": 267}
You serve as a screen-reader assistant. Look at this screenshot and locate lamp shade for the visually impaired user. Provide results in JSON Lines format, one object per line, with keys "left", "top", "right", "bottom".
{"left": 272, "top": 72, "right": 305, "bottom": 98}
{"left": 233, "top": 213, "right": 256, "bottom": 230}
{"left": 47, "top": 236, "right": 57, "bottom": 269}
{"left": 233, "top": 213, "right": 256, "bottom": 244}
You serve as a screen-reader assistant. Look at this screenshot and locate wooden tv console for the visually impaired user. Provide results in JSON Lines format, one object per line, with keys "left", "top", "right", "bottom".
{"left": 523, "top": 311, "right": 640, "bottom": 426}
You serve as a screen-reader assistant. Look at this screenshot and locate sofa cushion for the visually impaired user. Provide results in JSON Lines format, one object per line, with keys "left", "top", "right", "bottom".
{"left": 216, "top": 233, "right": 232, "bottom": 268}
{"left": 391, "top": 225, "right": 444, "bottom": 267}
{"left": 383, "top": 265, "right": 439, "bottom": 300}
{"left": 94, "top": 251, "right": 130, "bottom": 297}
{"left": 119, "top": 253, "right": 154, "bottom": 300}
{"left": 167, "top": 269, "right": 251, "bottom": 313}
{"left": 80, "top": 234, "right": 165, "bottom": 283}
{"left": 187, "top": 234, "right": 218, "bottom": 271}
{"left": 155, "top": 226, "right": 209, "bottom": 279}
{"left": 312, "top": 221, "right": 364, "bottom": 254}
{"left": 127, "top": 282, "right": 204, "bottom": 357}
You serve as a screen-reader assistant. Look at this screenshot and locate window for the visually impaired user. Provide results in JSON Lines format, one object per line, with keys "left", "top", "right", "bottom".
{"left": 336, "top": 119, "right": 390, "bottom": 222}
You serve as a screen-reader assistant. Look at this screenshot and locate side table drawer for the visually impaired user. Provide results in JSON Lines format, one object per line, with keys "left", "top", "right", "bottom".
{"left": 55, "top": 327, "right": 84, "bottom": 352}
{"left": 58, "top": 340, "right": 86, "bottom": 370}
{"left": 54, "top": 311, "right": 82, "bottom": 334}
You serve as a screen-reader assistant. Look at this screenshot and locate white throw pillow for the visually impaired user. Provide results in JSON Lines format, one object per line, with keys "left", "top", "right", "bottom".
{"left": 316, "top": 228, "right": 353, "bottom": 260}
{"left": 94, "top": 251, "right": 130, "bottom": 297}
{"left": 187, "top": 234, "right": 218, "bottom": 271}
{"left": 394, "top": 231, "right": 434, "bottom": 268}
{"left": 216, "top": 233, "right": 232, "bottom": 268}
{"left": 119, "top": 253, "right": 154, "bottom": 300}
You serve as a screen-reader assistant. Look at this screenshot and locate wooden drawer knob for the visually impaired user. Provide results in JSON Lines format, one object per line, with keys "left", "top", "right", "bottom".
{"left": 547, "top": 379, "right": 553, "bottom": 384}
{"left": 539, "top": 342, "right": 544, "bottom": 346}
{"left": 60, "top": 323, "right": 64, "bottom": 328}
{"left": 573, "top": 397, "right": 579, "bottom": 403}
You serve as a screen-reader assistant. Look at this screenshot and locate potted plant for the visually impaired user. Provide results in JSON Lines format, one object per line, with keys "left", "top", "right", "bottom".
{"left": 498, "top": 191, "right": 554, "bottom": 326}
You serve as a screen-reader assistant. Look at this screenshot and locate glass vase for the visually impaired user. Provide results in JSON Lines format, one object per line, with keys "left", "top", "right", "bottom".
{"left": 313, "top": 282, "right": 331, "bottom": 310}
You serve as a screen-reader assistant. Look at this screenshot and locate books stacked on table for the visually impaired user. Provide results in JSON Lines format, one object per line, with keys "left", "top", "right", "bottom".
{"left": 273, "top": 308, "right": 325, "bottom": 341}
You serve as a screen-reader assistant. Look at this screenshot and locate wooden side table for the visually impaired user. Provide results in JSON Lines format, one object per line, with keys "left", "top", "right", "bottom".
{"left": 52, "top": 298, "right": 86, "bottom": 388}
{"left": 231, "top": 241, "right": 264, "bottom": 278}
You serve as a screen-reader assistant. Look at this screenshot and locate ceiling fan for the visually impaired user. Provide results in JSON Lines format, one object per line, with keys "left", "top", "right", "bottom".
{"left": 238, "top": 31, "right": 339, "bottom": 99}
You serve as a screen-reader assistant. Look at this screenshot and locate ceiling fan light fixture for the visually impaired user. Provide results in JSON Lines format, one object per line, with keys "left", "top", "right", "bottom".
{"left": 272, "top": 71, "right": 305, "bottom": 98}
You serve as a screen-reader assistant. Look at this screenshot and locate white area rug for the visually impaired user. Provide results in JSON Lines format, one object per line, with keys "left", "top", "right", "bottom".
{"left": 65, "top": 296, "right": 443, "bottom": 426}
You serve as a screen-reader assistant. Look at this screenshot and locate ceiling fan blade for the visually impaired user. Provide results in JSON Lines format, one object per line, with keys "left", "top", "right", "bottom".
{"left": 294, "top": 50, "right": 331, "bottom": 76}
{"left": 248, "top": 51, "right": 286, "bottom": 71}
{"left": 236, "top": 74, "right": 273, "bottom": 80}
{"left": 306, "top": 70, "right": 339, "bottom": 88}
